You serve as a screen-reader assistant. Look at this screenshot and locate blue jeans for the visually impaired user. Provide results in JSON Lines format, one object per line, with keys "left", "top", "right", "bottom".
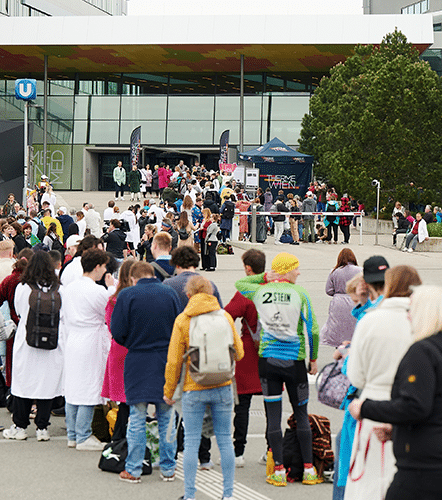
{"left": 182, "top": 385, "right": 234, "bottom": 499}
{"left": 65, "top": 403, "right": 95, "bottom": 444}
{"left": 126, "top": 402, "right": 176, "bottom": 478}
{"left": 333, "top": 429, "right": 345, "bottom": 500}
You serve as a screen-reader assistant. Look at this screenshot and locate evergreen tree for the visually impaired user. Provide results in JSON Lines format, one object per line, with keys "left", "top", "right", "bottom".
{"left": 299, "top": 30, "right": 442, "bottom": 210}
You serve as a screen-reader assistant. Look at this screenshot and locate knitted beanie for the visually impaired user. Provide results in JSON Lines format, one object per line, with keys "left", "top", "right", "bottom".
{"left": 271, "top": 253, "right": 299, "bottom": 275}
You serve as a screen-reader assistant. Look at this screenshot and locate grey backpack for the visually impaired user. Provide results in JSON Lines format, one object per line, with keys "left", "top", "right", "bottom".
{"left": 185, "top": 310, "right": 236, "bottom": 386}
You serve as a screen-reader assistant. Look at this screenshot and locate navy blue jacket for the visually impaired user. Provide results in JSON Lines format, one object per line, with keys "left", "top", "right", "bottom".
{"left": 111, "top": 277, "right": 181, "bottom": 405}
{"left": 57, "top": 214, "right": 74, "bottom": 243}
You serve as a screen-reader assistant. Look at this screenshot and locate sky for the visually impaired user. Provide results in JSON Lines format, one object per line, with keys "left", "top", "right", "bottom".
{"left": 127, "top": 0, "right": 364, "bottom": 16}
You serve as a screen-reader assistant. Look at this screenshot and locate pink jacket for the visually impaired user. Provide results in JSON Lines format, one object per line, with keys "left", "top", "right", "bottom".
{"left": 158, "top": 167, "right": 169, "bottom": 189}
{"left": 101, "top": 297, "right": 128, "bottom": 402}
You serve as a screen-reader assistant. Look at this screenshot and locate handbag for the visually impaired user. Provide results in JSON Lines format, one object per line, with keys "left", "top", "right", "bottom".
{"left": 316, "top": 358, "right": 351, "bottom": 409}
{"left": 99, "top": 438, "right": 152, "bottom": 475}
{"left": 0, "top": 311, "right": 16, "bottom": 342}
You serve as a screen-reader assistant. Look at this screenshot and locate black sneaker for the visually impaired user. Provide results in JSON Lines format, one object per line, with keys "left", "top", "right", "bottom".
{"left": 51, "top": 407, "right": 66, "bottom": 417}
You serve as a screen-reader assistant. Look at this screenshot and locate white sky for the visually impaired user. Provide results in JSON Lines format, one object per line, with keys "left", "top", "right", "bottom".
{"left": 127, "top": 0, "right": 364, "bottom": 16}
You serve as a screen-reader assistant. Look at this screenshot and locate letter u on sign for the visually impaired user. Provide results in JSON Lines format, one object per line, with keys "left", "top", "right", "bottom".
{"left": 15, "top": 79, "right": 37, "bottom": 101}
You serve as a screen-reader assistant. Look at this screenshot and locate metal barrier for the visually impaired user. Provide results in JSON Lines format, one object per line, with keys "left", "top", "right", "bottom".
{"left": 233, "top": 210, "right": 364, "bottom": 245}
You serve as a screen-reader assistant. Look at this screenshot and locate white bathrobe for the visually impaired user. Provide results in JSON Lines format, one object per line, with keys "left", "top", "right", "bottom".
{"left": 11, "top": 283, "right": 65, "bottom": 399}
{"left": 62, "top": 276, "right": 111, "bottom": 405}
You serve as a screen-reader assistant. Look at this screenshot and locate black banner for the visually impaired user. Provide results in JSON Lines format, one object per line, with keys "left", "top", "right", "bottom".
{"left": 130, "top": 126, "right": 141, "bottom": 169}
{"left": 219, "top": 129, "right": 229, "bottom": 165}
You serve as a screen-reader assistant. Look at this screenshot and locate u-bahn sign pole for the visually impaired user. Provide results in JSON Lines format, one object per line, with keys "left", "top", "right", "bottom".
{"left": 15, "top": 79, "right": 37, "bottom": 208}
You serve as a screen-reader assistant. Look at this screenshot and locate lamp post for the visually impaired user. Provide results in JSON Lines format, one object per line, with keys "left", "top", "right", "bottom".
{"left": 372, "top": 179, "right": 381, "bottom": 245}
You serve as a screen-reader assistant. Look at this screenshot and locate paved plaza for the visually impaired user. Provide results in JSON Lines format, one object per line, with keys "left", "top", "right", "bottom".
{"left": 2, "top": 191, "right": 441, "bottom": 500}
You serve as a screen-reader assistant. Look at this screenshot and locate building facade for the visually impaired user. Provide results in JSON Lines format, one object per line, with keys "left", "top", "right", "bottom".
{"left": 0, "top": 13, "right": 433, "bottom": 190}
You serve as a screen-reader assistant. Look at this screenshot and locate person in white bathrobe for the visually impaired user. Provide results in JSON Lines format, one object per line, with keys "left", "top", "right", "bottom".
{"left": 62, "top": 248, "right": 115, "bottom": 451}
{"left": 3, "top": 251, "right": 63, "bottom": 442}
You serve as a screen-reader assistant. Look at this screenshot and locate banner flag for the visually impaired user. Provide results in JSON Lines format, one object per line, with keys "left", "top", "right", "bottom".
{"left": 219, "top": 129, "right": 229, "bottom": 166}
{"left": 130, "top": 126, "right": 141, "bottom": 169}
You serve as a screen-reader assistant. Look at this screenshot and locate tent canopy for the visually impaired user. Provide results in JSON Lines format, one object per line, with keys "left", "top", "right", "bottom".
{"left": 239, "top": 137, "right": 313, "bottom": 162}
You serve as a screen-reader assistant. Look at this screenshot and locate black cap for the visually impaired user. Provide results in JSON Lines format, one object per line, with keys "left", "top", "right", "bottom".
{"left": 363, "top": 256, "right": 389, "bottom": 284}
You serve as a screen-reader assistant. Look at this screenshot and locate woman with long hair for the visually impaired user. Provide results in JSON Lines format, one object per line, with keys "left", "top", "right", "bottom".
{"left": 349, "top": 285, "right": 442, "bottom": 500}
{"left": 205, "top": 214, "right": 220, "bottom": 272}
{"left": 22, "top": 222, "right": 40, "bottom": 247}
{"left": 10, "top": 222, "right": 28, "bottom": 254}
{"left": 137, "top": 223, "right": 157, "bottom": 262}
{"left": 177, "top": 211, "right": 196, "bottom": 248}
{"left": 343, "top": 265, "right": 422, "bottom": 500}
{"left": 151, "top": 165, "right": 160, "bottom": 197}
{"left": 199, "top": 208, "right": 212, "bottom": 271}
{"left": 43, "top": 223, "right": 62, "bottom": 251}
{"left": 182, "top": 195, "right": 194, "bottom": 219}
{"left": 320, "top": 248, "right": 362, "bottom": 346}
{"left": 3, "top": 251, "right": 63, "bottom": 441}
{"left": 164, "top": 275, "right": 244, "bottom": 500}
{"left": 101, "top": 259, "right": 135, "bottom": 441}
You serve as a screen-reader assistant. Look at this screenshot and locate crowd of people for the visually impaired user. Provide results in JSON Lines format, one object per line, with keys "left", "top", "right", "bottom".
{"left": 0, "top": 163, "right": 442, "bottom": 499}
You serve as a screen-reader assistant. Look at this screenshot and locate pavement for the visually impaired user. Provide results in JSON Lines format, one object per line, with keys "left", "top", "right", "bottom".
{"left": 2, "top": 190, "right": 442, "bottom": 500}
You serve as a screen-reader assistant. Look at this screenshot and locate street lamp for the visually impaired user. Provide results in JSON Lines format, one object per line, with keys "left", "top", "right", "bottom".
{"left": 372, "top": 179, "right": 381, "bottom": 245}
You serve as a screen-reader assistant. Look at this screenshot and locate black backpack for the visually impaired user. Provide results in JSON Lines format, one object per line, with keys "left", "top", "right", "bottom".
{"left": 36, "top": 222, "right": 46, "bottom": 242}
{"left": 26, "top": 283, "right": 61, "bottom": 350}
{"left": 49, "top": 235, "right": 64, "bottom": 254}
{"left": 178, "top": 227, "right": 190, "bottom": 240}
{"left": 222, "top": 201, "right": 235, "bottom": 219}
{"left": 119, "top": 219, "right": 130, "bottom": 232}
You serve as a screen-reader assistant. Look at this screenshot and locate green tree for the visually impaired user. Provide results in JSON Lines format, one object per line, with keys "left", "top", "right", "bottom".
{"left": 299, "top": 30, "right": 442, "bottom": 211}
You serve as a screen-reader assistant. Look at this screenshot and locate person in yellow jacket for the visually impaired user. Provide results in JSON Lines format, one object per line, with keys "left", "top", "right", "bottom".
{"left": 40, "top": 208, "right": 64, "bottom": 242}
{"left": 164, "top": 275, "right": 244, "bottom": 500}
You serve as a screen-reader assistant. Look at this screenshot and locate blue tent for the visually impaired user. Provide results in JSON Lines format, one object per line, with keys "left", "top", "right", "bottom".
{"left": 239, "top": 137, "right": 313, "bottom": 199}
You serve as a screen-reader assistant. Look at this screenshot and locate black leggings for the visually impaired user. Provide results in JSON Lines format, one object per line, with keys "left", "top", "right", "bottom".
{"left": 326, "top": 224, "right": 338, "bottom": 242}
{"left": 258, "top": 358, "right": 312, "bottom": 466}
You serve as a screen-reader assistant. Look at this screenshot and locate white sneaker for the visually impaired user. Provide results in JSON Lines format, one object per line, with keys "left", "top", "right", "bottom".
{"left": 408, "top": 248, "right": 414, "bottom": 253}
{"left": 402, "top": 247, "right": 408, "bottom": 252}
{"left": 199, "top": 460, "right": 214, "bottom": 470}
{"left": 67, "top": 440, "right": 76, "bottom": 448}
{"left": 258, "top": 452, "right": 267, "bottom": 465}
{"left": 235, "top": 455, "right": 245, "bottom": 468}
{"left": 76, "top": 435, "right": 105, "bottom": 451}
{"left": 36, "top": 428, "right": 50, "bottom": 441}
{"left": 274, "top": 241, "right": 283, "bottom": 245}
{"left": 120, "top": 197, "right": 125, "bottom": 201}
{"left": 3, "top": 424, "right": 28, "bottom": 440}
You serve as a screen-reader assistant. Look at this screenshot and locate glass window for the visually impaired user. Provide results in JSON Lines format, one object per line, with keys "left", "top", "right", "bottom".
{"left": 74, "top": 96, "right": 90, "bottom": 120}
{"left": 168, "top": 96, "right": 214, "bottom": 120}
{"left": 73, "top": 121, "right": 88, "bottom": 144}
{"left": 270, "top": 96, "right": 310, "bottom": 121}
{"left": 122, "top": 73, "right": 169, "bottom": 95}
{"left": 415, "top": 2, "right": 421, "bottom": 13}
{"left": 270, "top": 121, "right": 303, "bottom": 146}
{"left": 244, "top": 96, "right": 263, "bottom": 120}
{"left": 90, "top": 96, "right": 120, "bottom": 120}
{"left": 120, "top": 121, "right": 166, "bottom": 145}
{"left": 214, "top": 121, "right": 239, "bottom": 146}
{"left": 50, "top": 81, "right": 75, "bottom": 96}
{"left": 215, "top": 96, "right": 239, "bottom": 120}
{"left": 167, "top": 121, "right": 213, "bottom": 145}
{"left": 121, "top": 96, "right": 167, "bottom": 120}
{"left": 89, "top": 121, "right": 119, "bottom": 144}
{"left": 46, "top": 120, "right": 73, "bottom": 144}
{"left": 244, "top": 121, "right": 262, "bottom": 145}
{"left": 47, "top": 96, "right": 74, "bottom": 121}
{"left": 169, "top": 73, "right": 216, "bottom": 95}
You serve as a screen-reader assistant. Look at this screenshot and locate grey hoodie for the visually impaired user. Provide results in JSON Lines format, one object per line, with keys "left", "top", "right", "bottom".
{"left": 301, "top": 197, "right": 317, "bottom": 220}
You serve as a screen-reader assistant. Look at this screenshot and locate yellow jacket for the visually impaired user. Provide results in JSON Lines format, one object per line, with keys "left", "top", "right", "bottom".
{"left": 41, "top": 216, "right": 64, "bottom": 242}
{"left": 164, "top": 293, "right": 244, "bottom": 399}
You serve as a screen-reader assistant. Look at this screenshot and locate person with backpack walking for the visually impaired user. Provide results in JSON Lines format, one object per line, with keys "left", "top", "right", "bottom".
{"left": 177, "top": 212, "right": 196, "bottom": 249}
{"left": 325, "top": 196, "right": 340, "bottom": 244}
{"left": 235, "top": 252, "right": 322, "bottom": 487}
{"left": 220, "top": 195, "right": 235, "bottom": 242}
{"left": 3, "top": 251, "right": 63, "bottom": 441}
{"left": 163, "top": 275, "right": 244, "bottom": 500}
{"left": 43, "top": 222, "right": 65, "bottom": 259}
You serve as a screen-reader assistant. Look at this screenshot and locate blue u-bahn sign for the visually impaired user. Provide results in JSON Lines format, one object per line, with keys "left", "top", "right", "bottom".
{"left": 15, "top": 79, "right": 37, "bottom": 101}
